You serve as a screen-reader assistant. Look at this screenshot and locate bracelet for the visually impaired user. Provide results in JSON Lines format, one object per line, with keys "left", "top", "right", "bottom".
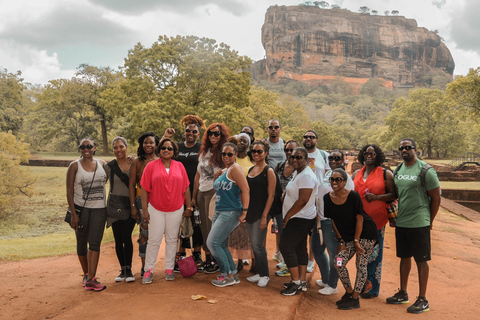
{"left": 186, "top": 207, "right": 193, "bottom": 211}
{"left": 339, "top": 241, "right": 345, "bottom": 246}
{"left": 242, "top": 208, "right": 248, "bottom": 211}
{"left": 131, "top": 204, "right": 135, "bottom": 207}
{"left": 354, "top": 239, "right": 359, "bottom": 242}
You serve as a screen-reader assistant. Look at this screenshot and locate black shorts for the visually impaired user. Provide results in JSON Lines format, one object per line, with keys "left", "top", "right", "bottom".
{"left": 395, "top": 226, "right": 431, "bottom": 262}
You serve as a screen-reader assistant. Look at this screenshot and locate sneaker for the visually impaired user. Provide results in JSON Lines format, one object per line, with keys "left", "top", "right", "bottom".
{"left": 316, "top": 280, "right": 327, "bottom": 288}
{"left": 125, "top": 267, "right": 135, "bottom": 283}
{"left": 257, "top": 276, "right": 270, "bottom": 287}
{"left": 142, "top": 268, "right": 153, "bottom": 284}
{"left": 307, "top": 260, "right": 314, "bottom": 273}
{"left": 301, "top": 281, "right": 308, "bottom": 292}
{"left": 85, "top": 277, "right": 106, "bottom": 291}
{"left": 212, "top": 276, "right": 235, "bottom": 287}
{"left": 193, "top": 255, "right": 204, "bottom": 272}
{"left": 204, "top": 262, "right": 220, "bottom": 274}
{"left": 338, "top": 297, "right": 360, "bottom": 310}
{"left": 272, "top": 251, "right": 284, "bottom": 262}
{"left": 386, "top": 289, "right": 409, "bottom": 304}
{"left": 336, "top": 292, "right": 352, "bottom": 305}
{"left": 233, "top": 274, "right": 241, "bottom": 284}
{"left": 276, "top": 261, "right": 286, "bottom": 269}
{"left": 281, "top": 282, "right": 303, "bottom": 296}
{"left": 165, "top": 269, "right": 175, "bottom": 281}
{"left": 246, "top": 274, "right": 261, "bottom": 283}
{"left": 115, "top": 270, "right": 126, "bottom": 282}
{"left": 319, "top": 285, "right": 338, "bottom": 295}
{"left": 82, "top": 273, "right": 88, "bottom": 287}
{"left": 407, "top": 297, "right": 429, "bottom": 314}
{"left": 360, "top": 292, "right": 377, "bottom": 299}
{"left": 242, "top": 259, "right": 250, "bottom": 265}
{"left": 275, "top": 266, "right": 291, "bottom": 277}
{"left": 237, "top": 260, "right": 244, "bottom": 272}
{"left": 173, "top": 262, "right": 180, "bottom": 273}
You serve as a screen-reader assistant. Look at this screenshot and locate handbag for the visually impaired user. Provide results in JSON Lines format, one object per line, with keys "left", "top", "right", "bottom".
{"left": 65, "top": 161, "right": 97, "bottom": 225}
{"left": 177, "top": 255, "right": 198, "bottom": 278}
{"left": 107, "top": 160, "right": 131, "bottom": 220}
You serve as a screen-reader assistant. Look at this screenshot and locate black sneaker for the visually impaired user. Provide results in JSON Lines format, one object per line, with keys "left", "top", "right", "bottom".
{"left": 336, "top": 292, "right": 352, "bottom": 305}
{"left": 407, "top": 297, "right": 429, "bottom": 314}
{"left": 115, "top": 270, "right": 126, "bottom": 282}
{"left": 281, "top": 282, "right": 303, "bottom": 296}
{"left": 338, "top": 297, "right": 360, "bottom": 310}
{"left": 237, "top": 259, "right": 244, "bottom": 272}
{"left": 386, "top": 289, "right": 409, "bottom": 304}
{"left": 204, "top": 262, "right": 220, "bottom": 274}
{"left": 125, "top": 267, "right": 135, "bottom": 283}
{"left": 194, "top": 255, "right": 204, "bottom": 273}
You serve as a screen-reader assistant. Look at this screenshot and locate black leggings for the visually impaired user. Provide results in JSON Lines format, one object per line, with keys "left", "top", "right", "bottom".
{"left": 112, "top": 217, "right": 136, "bottom": 267}
{"left": 279, "top": 217, "right": 316, "bottom": 268}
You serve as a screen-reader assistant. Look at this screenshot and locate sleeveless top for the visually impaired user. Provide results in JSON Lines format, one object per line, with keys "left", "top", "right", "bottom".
{"left": 277, "top": 161, "right": 294, "bottom": 192}
{"left": 74, "top": 159, "right": 107, "bottom": 208}
{"left": 214, "top": 166, "right": 242, "bottom": 212}
{"left": 246, "top": 166, "right": 269, "bottom": 223}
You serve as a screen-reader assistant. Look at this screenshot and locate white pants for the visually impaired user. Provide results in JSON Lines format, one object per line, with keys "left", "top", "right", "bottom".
{"left": 144, "top": 203, "right": 184, "bottom": 272}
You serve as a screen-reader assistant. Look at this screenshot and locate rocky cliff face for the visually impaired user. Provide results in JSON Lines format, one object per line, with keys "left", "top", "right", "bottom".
{"left": 259, "top": 6, "right": 455, "bottom": 90}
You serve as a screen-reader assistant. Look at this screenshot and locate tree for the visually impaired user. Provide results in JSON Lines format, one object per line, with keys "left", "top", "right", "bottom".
{"left": 0, "top": 131, "right": 36, "bottom": 217}
{"left": 446, "top": 67, "right": 480, "bottom": 116}
{"left": 382, "top": 89, "right": 466, "bottom": 158}
{"left": 372, "top": 10, "right": 378, "bottom": 15}
{"left": 384, "top": 10, "right": 390, "bottom": 15}
{"left": 391, "top": 10, "right": 399, "bottom": 16}
{"left": 359, "top": 6, "right": 370, "bottom": 13}
{"left": 0, "top": 69, "right": 26, "bottom": 134}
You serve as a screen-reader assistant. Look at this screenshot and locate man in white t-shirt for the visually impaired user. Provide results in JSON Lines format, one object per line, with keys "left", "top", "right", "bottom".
{"left": 267, "top": 119, "right": 286, "bottom": 169}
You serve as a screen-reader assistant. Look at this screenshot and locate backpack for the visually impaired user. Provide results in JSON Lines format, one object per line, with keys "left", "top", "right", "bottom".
{"left": 393, "top": 162, "right": 434, "bottom": 201}
{"left": 249, "top": 165, "right": 283, "bottom": 217}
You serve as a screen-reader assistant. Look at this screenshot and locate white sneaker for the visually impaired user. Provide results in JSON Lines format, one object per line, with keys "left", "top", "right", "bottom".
{"left": 307, "top": 260, "right": 314, "bottom": 273}
{"left": 319, "top": 285, "right": 338, "bottom": 295}
{"left": 257, "top": 276, "right": 270, "bottom": 287}
{"left": 272, "top": 251, "right": 284, "bottom": 262}
{"left": 316, "top": 280, "right": 327, "bottom": 287}
{"left": 246, "top": 274, "right": 261, "bottom": 283}
{"left": 276, "top": 261, "right": 286, "bottom": 269}
{"left": 242, "top": 259, "right": 249, "bottom": 265}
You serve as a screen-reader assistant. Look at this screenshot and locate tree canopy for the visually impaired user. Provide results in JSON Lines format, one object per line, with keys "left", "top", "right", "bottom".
{"left": 0, "top": 69, "right": 26, "bottom": 134}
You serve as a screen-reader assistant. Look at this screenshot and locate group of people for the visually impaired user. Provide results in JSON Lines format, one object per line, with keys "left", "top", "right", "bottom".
{"left": 65, "top": 116, "right": 441, "bottom": 314}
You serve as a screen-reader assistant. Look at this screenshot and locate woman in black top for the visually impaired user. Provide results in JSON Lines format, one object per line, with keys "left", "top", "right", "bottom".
{"left": 324, "top": 168, "right": 377, "bottom": 310}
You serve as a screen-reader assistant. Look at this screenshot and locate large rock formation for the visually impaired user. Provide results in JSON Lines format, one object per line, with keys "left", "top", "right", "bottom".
{"left": 258, "top": 6, "right": 455, "bottom": 91}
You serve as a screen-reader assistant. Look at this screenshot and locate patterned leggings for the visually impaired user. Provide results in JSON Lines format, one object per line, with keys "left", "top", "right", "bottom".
{"left": 335, "top": 239, "right": 376, "bottom": 293}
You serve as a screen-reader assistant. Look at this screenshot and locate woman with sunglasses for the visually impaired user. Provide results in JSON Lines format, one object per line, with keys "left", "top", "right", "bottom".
{"left": 312, "top": 150, "right": 354, "bottom": 295}
{"left": 129, "top": 132, "right": 160, "bottom": 276}
{"left": 207, "top": 142, "right": 249, "bottom": 287}
{"left": 192, "top": 123, "right": 230, "bottom": 273}
{"left": 352, "top": 145, "right": 396, "bottom": 299}
{"left": 141, "top": 138, "right": 192, "bottom": 284}
{"left": 66, "top": 137, "right": 108, "bottom": 291}
{"left": 279, "top": 147, "right": 318, "bottom": 296}
{"left": 324, "top": 168, "right": 377, "bottom": 310}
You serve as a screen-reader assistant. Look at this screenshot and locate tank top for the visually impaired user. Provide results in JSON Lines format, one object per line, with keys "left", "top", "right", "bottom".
{"left": 74, "top": 159, "right": 107, "bottom": 208}
{"left": 213, "top": 166, "right": 242, "bottom": 211}
{"left": 246, "top": 166, "right": 269, "bottom": 223}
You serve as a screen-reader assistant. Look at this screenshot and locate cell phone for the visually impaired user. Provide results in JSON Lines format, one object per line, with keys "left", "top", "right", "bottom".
{"left": 336, "top": 257, "right": 343, "bottom": 267}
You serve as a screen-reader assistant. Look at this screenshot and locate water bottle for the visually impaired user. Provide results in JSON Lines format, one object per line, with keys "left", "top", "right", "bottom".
{"left": 194, "top": 208, "right": 201, "bottom": 226}
{"left": 271, "top": 217, "right": 278, "bottom": 234}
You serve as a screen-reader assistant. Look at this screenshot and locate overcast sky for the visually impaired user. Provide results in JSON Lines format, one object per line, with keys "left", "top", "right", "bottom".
{"left": 0, "top": 0, "right": 479, "bottom": 85}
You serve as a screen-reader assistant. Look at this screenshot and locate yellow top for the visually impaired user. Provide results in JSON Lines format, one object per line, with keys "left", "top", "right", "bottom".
{"left": 236, "top": 156, "right": 254, "bottom": 177}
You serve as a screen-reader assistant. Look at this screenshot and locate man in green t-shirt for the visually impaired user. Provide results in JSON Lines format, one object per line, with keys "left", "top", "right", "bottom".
{"left": 386, "top": 138, "right": 441, "bottom": 314}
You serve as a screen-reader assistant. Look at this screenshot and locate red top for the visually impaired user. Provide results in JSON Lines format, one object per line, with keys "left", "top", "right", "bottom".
{"left": 353, "top": 166, "right": 388, "bottom": 229}
{"left": 141, "top": 159, "right": 189, "bottom": 212}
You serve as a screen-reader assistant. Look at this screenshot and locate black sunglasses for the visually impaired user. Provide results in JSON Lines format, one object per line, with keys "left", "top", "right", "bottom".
{"left": 284, "top": 148, "right": 294, "bottom": 153}
{"left": 364, "top": 152, "right": 376, "bottom": 157}
{"left": 329, "top": 177, "right": 345, "bottom": 183}
{"left": 328, "top": 156, "right": 342, "bottom": 161}
{"left": 221, "top": 152, "right": 235, "bottom": 157}
{"left": 303, "top": 135, "right": 316, "bottom": 140}
{"left": 160, "top": 146, "right": 173, "bottom": 151}
{"left": 291, "top": 155, "right": 304, "bottom": 160}
{"left": 208, "top": 130, "right": 221, "bottom": 137}
{"left": 185, "top": 128, "right": 198, "bottom": 134}
{"left": 268, "top": 125, "right": 280, "bottom": 130}
{"left": 251, "top": 149, "right": 264, "bottom": 154}
{"left": 399, "top": 146, "right": 415, "bottom": 151}
{"left": 79, "top": 144, "right": 94, "bottom": 150}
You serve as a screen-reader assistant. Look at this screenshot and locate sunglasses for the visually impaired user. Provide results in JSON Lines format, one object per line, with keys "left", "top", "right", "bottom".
{"left": 329, "top": 177, "right": 345, "bottom": 183}
{"left": 79, "top": 144, "right": 94, "bottom": 150}
{"left": 284, "top": 148, "right": 294, "bottom": 153}
{"left": 221, "top": 152, "right": 235, "bottom": 157}
{"left": 268, "top": 125, "right": 280, "bottom": 130}
{"left": 364, "top": 152, "right": 376, "bottom": 157}
{"left": 185, "top": 128, "right": 198, "bottom": 134}
{"left": 328, "top": 156, "right": 342, "bottom": 161}
{"left": 251, "top": 149, "right": 264, "bottom": 154}
{"left": 208, "top": 130, "right": 221, "bottom": 137}
{"left": 303, "top": 135, "right": 316, "bottom": 140}
{"left": 160, "top": 146, "right": 173, "bottom": 151}
{"left": 399, "top": 146, "right": 415, "bottom": 151}
{"left": 291, "top": 155, "right": 304, "bottom": 160}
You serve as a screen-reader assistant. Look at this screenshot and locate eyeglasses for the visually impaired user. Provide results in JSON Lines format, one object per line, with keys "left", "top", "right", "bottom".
{"left": 221, "top": 152, "right": 235, "bottom": 157}
{"left": 185, "top": 128, "right": 198, "bottom": 134}
{"left": 79, "top": 144, "right": 94, "bottom": 150}
{"left": 363, "top": 152, "right": 376, "bottom": 157}
{"left": 399, "top": 145, "right": 415, "bottom": 151}
{"left": 329, "top": 177, "right": 345, "bottom": 183}
{"left": 251, "top": 149, "right": 264, "bottom": 154}
{"left": 268, "top": 125, "right": 280, "bottom": 130}
{"left": 241, "top": 131, "right": 252, "bottom": 136}
{"left": 284, "top": 148, "right": 294, "bottom": 153}
{"left": 328, "top": 156, "right": 342, "bottom": 161}
{"left": 207, "top": 130, "right": 221, "bottom": 137}
{"left": 303, "top": 135, "right": 316, "bottom": 140}
{"left": 160, "top": 146, "right": 173, "bottom": 151}
{"left": 291, "top": 155, "right": 304, "bottom": 160}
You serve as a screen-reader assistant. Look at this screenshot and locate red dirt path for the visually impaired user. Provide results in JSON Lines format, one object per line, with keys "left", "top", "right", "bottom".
{"left": 1, "top": 206, "right": 480, "bottom": 320}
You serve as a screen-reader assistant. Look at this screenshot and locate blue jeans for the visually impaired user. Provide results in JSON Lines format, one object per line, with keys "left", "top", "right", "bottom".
{"left": 311, "top": 219, "right": 339, "bottom": 289}
{"left": 246, "top": 219, "right": 269, "bottom": 277}
{"left": 207, "top": 210, "right": 241, "bottom": 276}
